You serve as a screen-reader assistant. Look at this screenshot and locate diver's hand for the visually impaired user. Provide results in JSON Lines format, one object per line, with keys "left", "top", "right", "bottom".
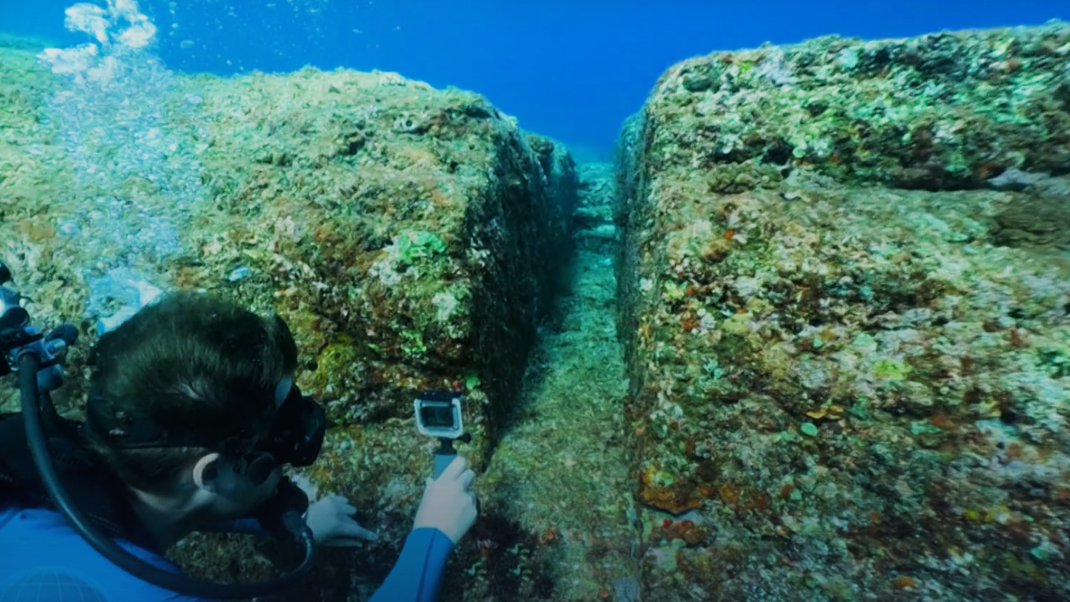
{"left": 413, "top": 455, "right": 477, "bottom": 545}
{"left": 304, "top": 494, "right": 379, "bottom": 547}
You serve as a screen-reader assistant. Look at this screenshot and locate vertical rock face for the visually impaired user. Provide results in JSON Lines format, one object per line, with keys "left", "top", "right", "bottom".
{"left": 1, "top": 57, "right": 577, "bottom": 434}
{"left": 175, "top": 69, "right": 577, "bottom": 435}
{"left": 616, "top": 22, "right": 1070, "bottom": 601}
{"left": 1, "top": 51, "right": 577, "bottom": 599}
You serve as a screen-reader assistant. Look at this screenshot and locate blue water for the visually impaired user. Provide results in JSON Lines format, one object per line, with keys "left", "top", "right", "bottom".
{"left": 4, "top": 0, "right": 1070, "bottom": 160}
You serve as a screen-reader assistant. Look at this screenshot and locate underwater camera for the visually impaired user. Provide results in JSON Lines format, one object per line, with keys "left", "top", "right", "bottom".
{"left": 414, "top": 390, "right": 472, "bottom": 478}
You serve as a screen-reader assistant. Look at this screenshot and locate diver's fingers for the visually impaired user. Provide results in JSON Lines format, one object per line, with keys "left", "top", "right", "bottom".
{"left": 459, "top": 468, "right": 475, "bottom": 491}
{"left": 339, "top": 522, "right": 379, "bottom": 541}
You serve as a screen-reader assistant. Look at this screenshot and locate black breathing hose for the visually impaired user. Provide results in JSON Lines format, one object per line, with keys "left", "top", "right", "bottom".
{"left": 18, "top": 352, "right": 317, "bottom": 600}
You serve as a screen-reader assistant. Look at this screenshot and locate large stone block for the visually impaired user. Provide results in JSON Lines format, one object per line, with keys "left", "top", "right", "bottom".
{"left": 616, "top": 22, "right": 1070, "bottom": 601}
{"left": 0, "top": 44, "right": 576, "bottom": 600}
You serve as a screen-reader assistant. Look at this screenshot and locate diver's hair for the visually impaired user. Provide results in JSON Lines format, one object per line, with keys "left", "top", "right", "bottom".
{"left": 84, "top": 290, "right": 298, "bottom": 495}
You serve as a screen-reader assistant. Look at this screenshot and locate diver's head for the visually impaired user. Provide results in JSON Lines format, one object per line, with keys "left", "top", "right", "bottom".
{"left": 82, "top": 290, "right": 306, "bottom": 526}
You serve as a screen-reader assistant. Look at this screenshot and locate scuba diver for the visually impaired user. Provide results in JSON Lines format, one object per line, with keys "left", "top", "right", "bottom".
{"left": 0, "top": 286, "right": 478, "bottom": 602}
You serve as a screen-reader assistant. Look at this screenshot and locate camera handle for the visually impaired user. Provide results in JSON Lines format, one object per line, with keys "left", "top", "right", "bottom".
{"left": 432, "top": 433, "right": 471, "bottom": 479}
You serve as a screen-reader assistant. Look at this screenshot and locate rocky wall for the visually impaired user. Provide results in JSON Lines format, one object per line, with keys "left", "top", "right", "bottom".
{"left": 616, "top": 21, "right": 1070, "bottom": 601}
{"left": 0, "top": 46, "right": 576, "bottom": 600}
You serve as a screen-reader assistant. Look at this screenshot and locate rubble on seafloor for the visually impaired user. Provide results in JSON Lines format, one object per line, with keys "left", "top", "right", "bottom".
{"left": 0, "top": 18, "right": 1069, "bottom": 602}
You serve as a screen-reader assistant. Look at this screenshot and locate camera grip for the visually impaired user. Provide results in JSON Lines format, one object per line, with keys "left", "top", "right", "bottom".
{"left": 432, "top": 451, "right": 456, "bottom": 479}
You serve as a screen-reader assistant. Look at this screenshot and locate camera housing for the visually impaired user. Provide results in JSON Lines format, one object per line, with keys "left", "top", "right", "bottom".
{"left": 413, "top": 390, "right": 464, "bottom": 440}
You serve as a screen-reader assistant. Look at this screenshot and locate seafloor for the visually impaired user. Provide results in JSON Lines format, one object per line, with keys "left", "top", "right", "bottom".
{"left": 1, "top": 19, "right": 1069, "bottom": 602}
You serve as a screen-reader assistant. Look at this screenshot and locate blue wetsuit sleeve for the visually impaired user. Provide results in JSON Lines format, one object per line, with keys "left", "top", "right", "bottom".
{"left": 368, "top": 527, "right": 455, "bottom": 602}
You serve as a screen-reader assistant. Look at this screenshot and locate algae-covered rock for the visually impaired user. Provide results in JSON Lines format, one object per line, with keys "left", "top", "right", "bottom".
{"left": 0, "top": 41, "right": 576, "bottom": 600}
{"left": 1, "top": 49, "right": 577, "bottom": 422}
{"left": 617, "top": 21, "right": 1070, "bottom": 602}
{"left": 643, "top": 20, "right": 1070, "bottom": 191}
